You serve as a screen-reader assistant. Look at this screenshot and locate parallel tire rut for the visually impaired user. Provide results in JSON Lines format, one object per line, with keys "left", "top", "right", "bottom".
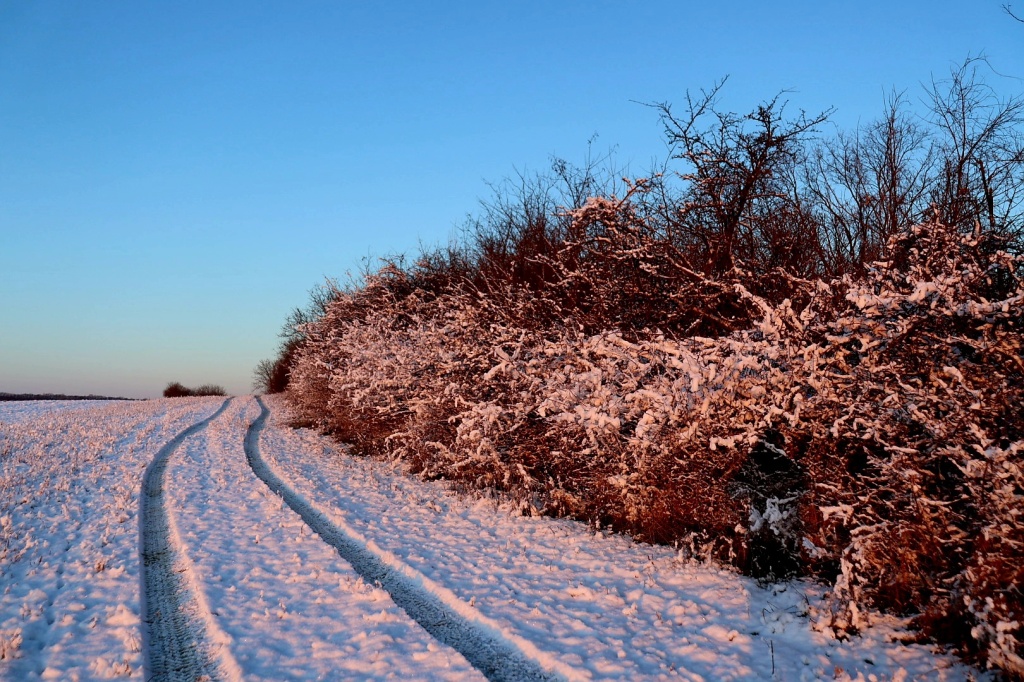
{"left": 244, "top": 397, "right": 562, "bottom": 682}
{"left": 140, "top": 398, "right": 232, "bottom": 682}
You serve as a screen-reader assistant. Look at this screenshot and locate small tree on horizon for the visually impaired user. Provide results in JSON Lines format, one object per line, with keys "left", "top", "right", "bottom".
{"left": 163, "top": 382, "right": 191, "bottom": 398}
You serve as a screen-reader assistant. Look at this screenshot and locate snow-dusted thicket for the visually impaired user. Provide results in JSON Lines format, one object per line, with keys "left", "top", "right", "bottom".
{"left": 276, "top": 67, "right": 1024, "bottom": 675}
{"left": 285, "top": 211, "right": 1023, "bottom": 676}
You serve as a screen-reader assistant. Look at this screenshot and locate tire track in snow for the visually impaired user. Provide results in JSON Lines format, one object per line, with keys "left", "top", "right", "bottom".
{"left": 244, "top": 397, "right": 569, "bottom": 682}
{"left": 140, "top": 398, "right": 239, "bottom": 682}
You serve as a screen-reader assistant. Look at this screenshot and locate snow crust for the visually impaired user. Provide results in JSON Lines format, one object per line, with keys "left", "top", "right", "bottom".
{"left": 0, "top": 396, "right": 987, "bottom": 680}
{"left": 0, "top": 398, "right": 222, "bottom": 680}
{"left": 164, "top": 397, "right": 479, "bottom": 680}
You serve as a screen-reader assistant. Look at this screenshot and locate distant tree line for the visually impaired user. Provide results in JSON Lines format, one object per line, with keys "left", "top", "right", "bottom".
{"left": 0, "top": 392, "right": 136, "bottom": 401}
{"left": 162, "top": 382, "right": 226, "bottom": 398}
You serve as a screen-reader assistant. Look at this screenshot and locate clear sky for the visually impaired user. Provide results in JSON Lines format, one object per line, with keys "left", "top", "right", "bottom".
{"left": 1, "top": 1, "right": 1022, "bottom": 398}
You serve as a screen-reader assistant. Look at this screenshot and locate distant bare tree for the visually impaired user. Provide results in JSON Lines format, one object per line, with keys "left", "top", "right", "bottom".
{"left": 253, "top": 280, "right": 339, "bottom": 394}
{"left": 253, "top": 359, "right": 275, "bottom": 393}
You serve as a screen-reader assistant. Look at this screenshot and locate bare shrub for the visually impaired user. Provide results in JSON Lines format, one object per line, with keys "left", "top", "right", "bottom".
{"left": 163, "top": 382, "right": 227, "bottom": 398}
{"left": 162, "top": 382, "right": 192, "bottom": 398}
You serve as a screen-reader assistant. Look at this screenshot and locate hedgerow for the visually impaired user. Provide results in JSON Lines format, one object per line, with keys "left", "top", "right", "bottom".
{"left": 267, "top": 63, "right": 1024, "bottom": 676}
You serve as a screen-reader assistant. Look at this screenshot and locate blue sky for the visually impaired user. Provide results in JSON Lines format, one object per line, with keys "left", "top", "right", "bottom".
{"left": 1, "top": 1, "right": 1022, "bottom": 398}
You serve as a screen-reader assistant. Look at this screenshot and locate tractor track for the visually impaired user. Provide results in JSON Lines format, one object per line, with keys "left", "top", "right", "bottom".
{"left": 139, "top": 398, "right": 237, "bottom": 682}
{"left": 244, "top": 396, "right": 565, "bottom": 682}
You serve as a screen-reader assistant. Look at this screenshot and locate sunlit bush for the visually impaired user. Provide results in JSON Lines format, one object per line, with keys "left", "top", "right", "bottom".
{"left": 273, "top": 63, "right": 1024, "bottom": 675}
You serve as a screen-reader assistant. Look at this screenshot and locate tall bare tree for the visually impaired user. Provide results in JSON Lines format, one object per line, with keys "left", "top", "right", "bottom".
{"left": 927, "top": 59, "right": 1024, "bottom": 243}
{"left": 656, "top": 79, "right": 832, "bottom": 276}
{"left": 806, "top": 92, "right": 936, "bottom": 272}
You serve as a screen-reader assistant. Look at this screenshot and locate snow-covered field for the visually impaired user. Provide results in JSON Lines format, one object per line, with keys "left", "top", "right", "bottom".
{"left": 0, "top": 396, "right": 985, "bottom": 680}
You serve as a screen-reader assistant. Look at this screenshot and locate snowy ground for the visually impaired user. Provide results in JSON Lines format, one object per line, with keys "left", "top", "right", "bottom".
{"left": 0, "top": 396, "right": 986, "bottom": 680}
{"left": 0, "top": 398, "right": 222, "bottom": 679}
